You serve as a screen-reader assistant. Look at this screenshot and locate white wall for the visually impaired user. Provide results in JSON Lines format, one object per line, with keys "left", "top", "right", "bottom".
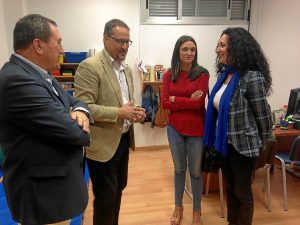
{"left": 1, "top": 0, "right": 299, "bottom": 147}
{"left": 23, "top": 0, "right": 140, "bottom": 66}
{"left": 250, "top": 0, "right": 300, "bottom": 109}
{"left": 0, "top": 0, "right": 13, "bottom": 67}
{"left": 0, "top": 0, "right": 9, "bottom": 65}
{"left": 22, "top": 0, "right": 152, "bottom": 146}
{"left": 18, "top": 0, "right": 245, "bottom": 147}
{"left": 0, "top": 0, "right": 24, "bottom": 65}
{"left": 139, "top": 24, "right": 248, "bottom": 90}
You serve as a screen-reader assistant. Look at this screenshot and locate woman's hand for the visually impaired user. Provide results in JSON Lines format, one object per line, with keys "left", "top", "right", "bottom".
{"left": 169, "top": 96, "right": 175, "bottom": 103}
{"left": 191, "top": 90, "right": 203, "bottom": 99}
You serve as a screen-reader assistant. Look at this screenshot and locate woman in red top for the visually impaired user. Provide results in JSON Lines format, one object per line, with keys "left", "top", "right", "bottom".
{"left": 162, "top": 35, "right": 209, "bottom": 225}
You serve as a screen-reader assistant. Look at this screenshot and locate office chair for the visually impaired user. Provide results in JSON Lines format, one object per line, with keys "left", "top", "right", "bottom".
{"left": 204, "top": 169, "right": 225, "bottom": 218}
{"left": 274, "top": 135, "right": 300, "bottom": 211}
{"left": 253, "top": 138, "right": 278, "bottom": 212}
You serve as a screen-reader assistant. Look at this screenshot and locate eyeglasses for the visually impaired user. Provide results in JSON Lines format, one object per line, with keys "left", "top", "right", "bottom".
{"left": 108, "top": 35, "right": 132, "bottom": 46}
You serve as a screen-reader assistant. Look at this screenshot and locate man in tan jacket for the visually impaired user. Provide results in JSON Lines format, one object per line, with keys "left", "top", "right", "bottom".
{"left": 74, "top": 19, "right": 145, "bottom": 225}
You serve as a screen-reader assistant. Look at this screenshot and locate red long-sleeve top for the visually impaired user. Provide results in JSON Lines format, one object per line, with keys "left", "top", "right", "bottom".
{"left": 161, "top": 70, "right": 209, "bottom": 136}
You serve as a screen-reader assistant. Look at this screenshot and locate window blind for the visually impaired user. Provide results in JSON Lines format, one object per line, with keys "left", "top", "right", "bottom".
{"left": 149, "top": 0, "right": 178, "bottom": 17}
{"left": 231, "top": 0, "right": 247, "bottom": 20}
{"left": 182, "top": 0, "right": 196, "bottom": 16}
{"left": 198, "top": 0, "right": 227, "bottom": 17}
{"left": 142, "top": 0, "right": 250, "bottom": 24}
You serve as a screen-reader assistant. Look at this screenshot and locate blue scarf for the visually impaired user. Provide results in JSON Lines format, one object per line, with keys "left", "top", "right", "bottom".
{"left": 203, "top": 65, "right": 240, "bottom": 156}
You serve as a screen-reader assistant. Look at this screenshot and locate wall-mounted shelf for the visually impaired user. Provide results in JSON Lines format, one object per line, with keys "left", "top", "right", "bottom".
{"left": 142, "top": 81, "right": 162, "bottom": 93}
{"left": 139, "top": 64, "right": 166, "bottom": 94}
{"left": 53, "top": 63, "right": 79, "bottom": 94}
{"left": 54, "top": 76, "right": 74, "bottom": 82}
{"left": 60, "top": 63, "right": 80, "bottom": 67}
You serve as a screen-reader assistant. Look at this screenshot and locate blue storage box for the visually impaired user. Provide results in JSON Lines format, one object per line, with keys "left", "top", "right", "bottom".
{"left": 0, "top": 170, "right": 18, "bottom": 225}
{"left": 64, "top": 52, "right": 87, "bottom": 63}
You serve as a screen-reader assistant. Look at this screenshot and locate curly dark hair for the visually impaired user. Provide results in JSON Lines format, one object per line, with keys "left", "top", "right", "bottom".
{"left": 216, "top": 27, "right": 272, "bottom": 96}
{"left": 170, "top": 35, "right": 204, "bottom": 82}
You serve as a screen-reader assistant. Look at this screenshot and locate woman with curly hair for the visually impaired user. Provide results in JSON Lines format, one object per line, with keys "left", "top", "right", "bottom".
{"left": 203, "top": 27, "right": 273, "bottom": 225}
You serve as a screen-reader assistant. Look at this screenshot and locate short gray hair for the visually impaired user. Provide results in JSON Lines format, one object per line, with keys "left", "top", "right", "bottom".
{"left": 13, "top": 14, "right": 57, "bottom": 51}
{"left": 103, "top": 19, "right": 129, "bottom": 36}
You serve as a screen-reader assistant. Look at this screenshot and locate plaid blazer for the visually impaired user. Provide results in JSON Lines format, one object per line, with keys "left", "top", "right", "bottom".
{"left": 227, "top": 70, "right": 273, "bottom": 157}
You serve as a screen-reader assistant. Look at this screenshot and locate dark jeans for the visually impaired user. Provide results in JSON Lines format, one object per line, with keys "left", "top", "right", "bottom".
{"left": 220, "top": 144, "right": 257, "bottom": 225}
{"left": 86, "top": 132, "right": 129, "bottom": 225}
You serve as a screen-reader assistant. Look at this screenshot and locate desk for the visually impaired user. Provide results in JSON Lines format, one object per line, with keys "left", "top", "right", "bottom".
{"left": 273, "top": 128, "right": 300, "bottom": 152}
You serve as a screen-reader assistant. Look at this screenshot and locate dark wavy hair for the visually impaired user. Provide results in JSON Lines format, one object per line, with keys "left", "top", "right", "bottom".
{"left": 170, "top": 35, "right": 202, "bottom": 82}
{"left": 216, "top": 27, "right": 272, "bottom": 96}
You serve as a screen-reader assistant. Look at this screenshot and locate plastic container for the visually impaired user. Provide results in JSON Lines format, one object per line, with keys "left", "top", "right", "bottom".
{"left": 59, "top": 54, "right": 64, "bottom": 63}
{"left": 64, "top": 52, "right": 87, "bottom": 63}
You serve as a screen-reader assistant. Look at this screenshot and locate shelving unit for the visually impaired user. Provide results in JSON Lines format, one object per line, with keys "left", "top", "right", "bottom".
{"left": 142, "top": 81, "right": 162, "bottom": 93}
{"left": 59, "top": 63, "right": 79, "bottom": 75}
{"left": 139, "top": 64, "right": 166, "bottom": 94}
{"left": 54, "top": 63, "right": 79, "bottom": 94}
{"left": 60, "top": 63, "right": 80, "bottom": 67}
{"left": 54, "top": 75, "right": 74, "bottom": 82}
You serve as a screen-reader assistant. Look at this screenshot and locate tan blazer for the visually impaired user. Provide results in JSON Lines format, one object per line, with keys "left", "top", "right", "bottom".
{"left": 75, "top": 50, "right": 135, "bottom": 162}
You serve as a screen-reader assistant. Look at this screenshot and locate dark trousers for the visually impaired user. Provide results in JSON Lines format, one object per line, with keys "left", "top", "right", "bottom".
{"left": 220, "top": 144, "right": 257, "bottom": 225}
{"left": 86, "top": 132, "right": 129, "bottom": 225}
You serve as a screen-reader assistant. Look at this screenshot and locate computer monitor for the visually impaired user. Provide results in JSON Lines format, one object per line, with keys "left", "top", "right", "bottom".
{"left": 286, "top": 87, "right": 300, "bottom": 119}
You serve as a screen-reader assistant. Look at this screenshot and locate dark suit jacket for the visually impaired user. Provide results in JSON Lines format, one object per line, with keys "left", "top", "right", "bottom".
{"left": 0, "top": 54, "right": 90, "bottom": 225}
